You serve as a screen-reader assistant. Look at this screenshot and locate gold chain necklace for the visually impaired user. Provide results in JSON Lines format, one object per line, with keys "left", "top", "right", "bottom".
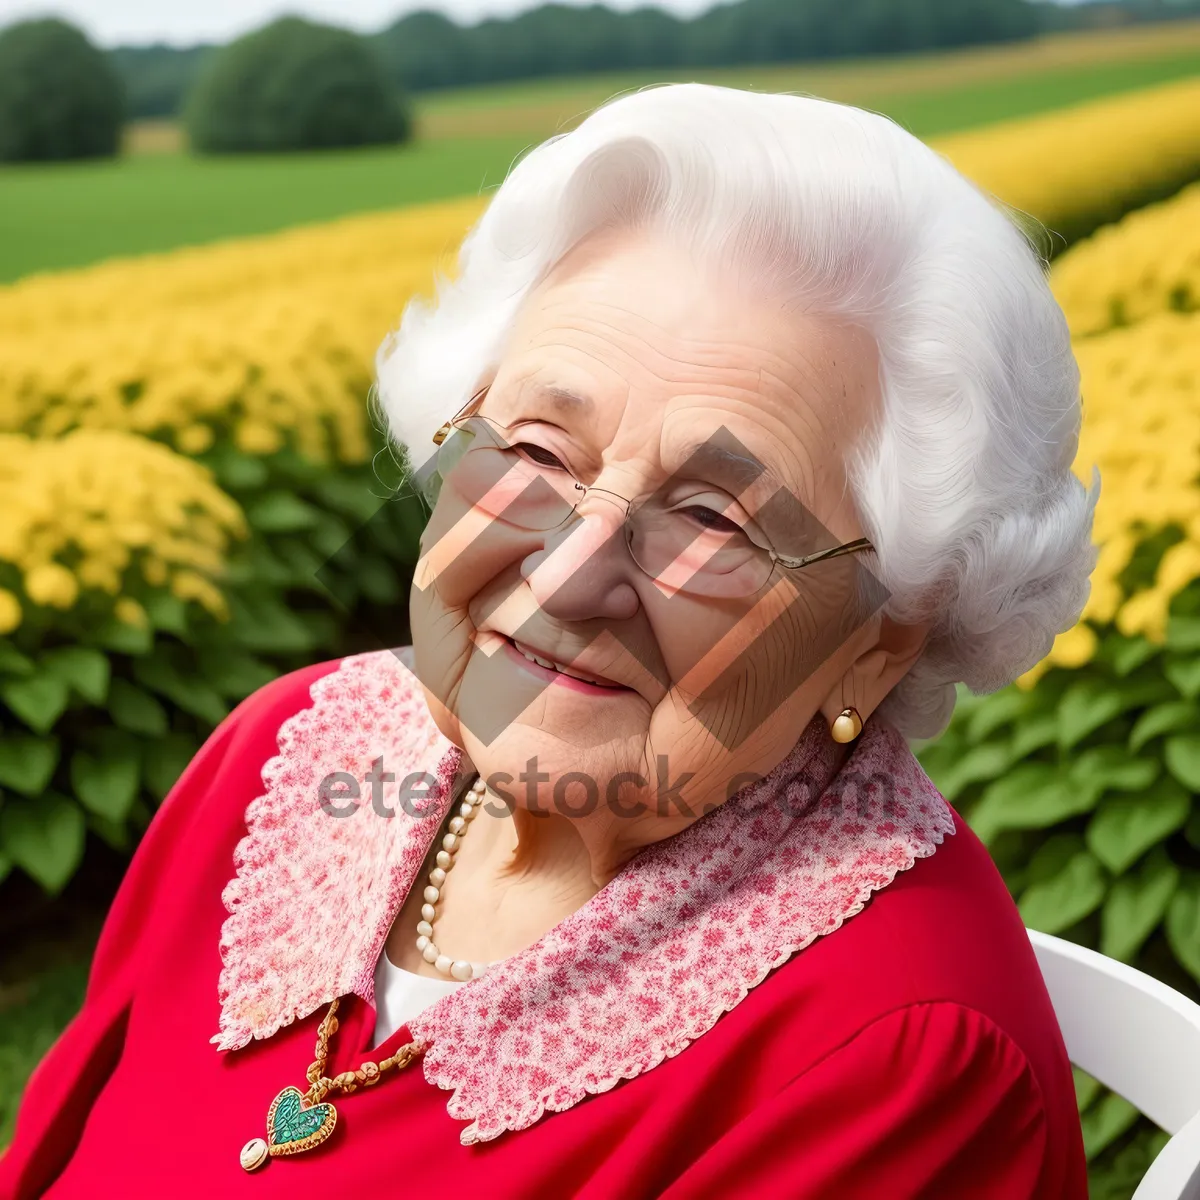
{"left": 239, "top": 775, "right": 485, "bottom": 1172}
{"left": 240, "top": 997, "right": 425, "bottom": 1171}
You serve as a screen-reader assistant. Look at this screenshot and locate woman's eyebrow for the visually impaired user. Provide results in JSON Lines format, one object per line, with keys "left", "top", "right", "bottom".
{"left": 672, "top": 437, "right": 783, "bottom": 498}
{"left": 525, "top": 382, "right": 595, "bottom": 416}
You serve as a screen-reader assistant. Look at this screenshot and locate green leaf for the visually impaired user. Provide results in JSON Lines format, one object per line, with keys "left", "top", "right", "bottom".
{"left": 1164, "top": 734, "right": 1200, "bottom": 792}
{"left": 969, "top": 763, "right": 1101, "bottom": 843}
{"left": 1073, "top": 1066, "right": 1102, "bottom": 1114}
{"left": 0, "top": 642, "right": 34, "bottom": 676}
{"left": 1086, "top": 779, "right": 1190, "bottom": 875}
{"left": 1166, "top": 655, "right": 1200, "bottom": 701}
{"left": 132, "top": 653, "right": 228, "bottom": 726}
{"left": 274, "top": 537, "right": 326, "bottom": 585}
{"left": 1130, "top": 701, "right": 1199, "bottom": 752}
{"left": 308, "top": 512, "right": 354, "bottom": 560}
{"left": 933, "top": 742, "right": 1016, "bottom": 803}
{"left": 39, "top": 646, "right": 110, "bottom": 705}
{"left": 70, "top": 746, "right": 140, "bottom": 823}
{"left": 1166, "top": 873, "right": 1200, "bottom": 986}
{"left": 1110, "top": 635, "right": 1161, "bottom": 677}
{"left": 1089, "top": 1127, "right": 1172, "bottom": 1194}
{"left": 0, "top": 675, "right": 70, "bottom": 734}
{"left": 0, "top": 735, "right": 59, "bottom": 795}
{"left": 1081, "top": 1091, "right": 1140, "bottom": 1161}
{"left": 107, "top": 678, "right": 169, "bottom": 737}
{"left": 85, "top": 809, "right": 132, "bottom": 853}
{"left": 0, "top": 793, "right": 85, "bottom": 894}
{"left": 390, "top": 494, "right": 428, "bottom": 562}
{"left": 1069, "top": 745, "right": 1159, "bottom": 795}
{"left": 1101, "top": 847, "right": 1179, "bottom": 961}
{"left": 226, "top": 594, "right": 317, "bottom": 655}
{"left": 198, "top": 654, "right": 277, "bottom": 701}
{"left": 245, "top": 492, "right": 321, "bottom": 533}
{"left": 1166, "top": 616, "right": 1200, "bottom": 652}
{"left": 89, "top": 615, "right": 154, "bottom": 656}
{"left": 1018, "top": 848, "right": 1107, "bottom": 934}
{"left": 1113, "top": 675, "right": 1176, "bottom": 712}
{"left": 966, "top": 690, "right": 1030, "bottom": 743}
{"left": 357, "top": 558, "right": 401, "bottom": 606}
{"left": 914, "top": 739, "right": 959, "bottom": 788}
{"left": 143, "top": 593, "right": 188, "bottom": 637}
{"left": 143, "top": 733, "right": 199, "bottom": 800}
{"left": 1025, "top": 833, "right": 1086, "bottom": 887}
{"left": 1010, "top": 713, "right": 1060, "bottom": 758}
{"left": 0, "top": 850, "right": 11, "bottom": 885}
{"left": 1058, "top": 680, "right": 1124, "bottom": 750}
{"left": 207, "top": 446, "right": 269, "bottom": 491}
{"left": 313, "top": 474, "right": 386, "bottom": 523}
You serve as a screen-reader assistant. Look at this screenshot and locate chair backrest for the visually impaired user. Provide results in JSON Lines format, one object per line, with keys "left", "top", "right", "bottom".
{"left": 1029, "top": 929, "right": 1200, "bottom": 1200}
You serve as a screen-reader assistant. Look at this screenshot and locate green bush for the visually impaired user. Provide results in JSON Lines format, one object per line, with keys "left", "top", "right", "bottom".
{"left": 916, "top": 576, "right": 1200, "bottom": 1196}
{"left": 0, "top": 19, "right": 123, "bottom": 163}
{"left": 0, "top": 435, "right": 426, "bottom": 895}
{"left": 184, "top": 17, "right": 411, "bottom": 154}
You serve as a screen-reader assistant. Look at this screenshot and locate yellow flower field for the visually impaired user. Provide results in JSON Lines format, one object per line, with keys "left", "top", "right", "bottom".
{"left": 1052, "top": 179, "right": 1200, "bottom": 337}
{"left": 1018, "top": 173, "right": 1200, "bottom": 680}
{"left": 0, "top": 430, "right": 244, "bottom": 634}
{"left": 0, "top": 78, "right": 1199, "bottom": 660}
{"left": 0, "top": 195, "right": 487, "bottom": 460}
{"left": 934, "top": 75, "right": 1200, "bottom": 244}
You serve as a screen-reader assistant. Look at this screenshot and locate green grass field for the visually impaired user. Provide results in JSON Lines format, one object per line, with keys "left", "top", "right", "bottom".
{"left": 0, "top": 136, "right": 533, "bottom": 281}
{"left": 1, "top": 24, "right": 1199, "bottom": 283}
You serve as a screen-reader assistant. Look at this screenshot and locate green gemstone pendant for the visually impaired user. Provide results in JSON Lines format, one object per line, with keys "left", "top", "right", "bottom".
{"left": 242, "top": 1086, "right": 338, "bottom": 1170}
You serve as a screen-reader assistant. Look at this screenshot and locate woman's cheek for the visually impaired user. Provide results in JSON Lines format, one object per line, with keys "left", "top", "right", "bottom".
{"left": 409, "top": 585, "right": 472, "bottom": 741}
{"left": 417, "top": 495, "right": 540, "bottom": 610}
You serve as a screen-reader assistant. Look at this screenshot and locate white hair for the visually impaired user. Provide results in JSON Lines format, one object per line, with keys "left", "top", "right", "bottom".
{"left": 375, "top": 82, "right": 1099, "bottom": 739}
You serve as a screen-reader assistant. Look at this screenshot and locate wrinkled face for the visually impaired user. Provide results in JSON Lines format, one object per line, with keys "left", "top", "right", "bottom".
{"left": 411, "top": 226, "right": 883, "bottom": 853}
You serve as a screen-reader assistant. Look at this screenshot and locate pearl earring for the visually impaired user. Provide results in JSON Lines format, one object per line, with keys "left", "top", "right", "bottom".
{"left": 830, "top": 707, "right": 863, "bottom": 743}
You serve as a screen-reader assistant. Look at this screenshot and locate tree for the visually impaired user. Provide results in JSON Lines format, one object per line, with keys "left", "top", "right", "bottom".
{"left": 110, "top": 44, "right": 213, "bottom": 120}
{"left": 374, "top": 11, "right": 477, "bottom": 92}
{"left": 185, "top": 17, "right": 410, "bottom": 154}
{"left": 0, "top": 19, "right": 124, "bottom": 162}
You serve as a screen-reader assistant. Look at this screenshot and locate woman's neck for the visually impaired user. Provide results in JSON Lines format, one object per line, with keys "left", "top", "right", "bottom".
{"left": 385, "top": 784, "right": 621, "bottom": 978}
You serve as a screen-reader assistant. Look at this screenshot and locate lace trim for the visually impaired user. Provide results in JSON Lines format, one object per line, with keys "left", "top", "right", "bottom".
{"left": 212, "top": 651, "right": 459, "bottom": 1051}
{"left": 212, "top": 650, "right": 955, "bottom": 1146}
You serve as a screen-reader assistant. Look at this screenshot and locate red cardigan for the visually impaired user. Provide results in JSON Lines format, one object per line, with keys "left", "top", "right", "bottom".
{"left": 0, "top": 660, "right": 1087, "bottom": 1199}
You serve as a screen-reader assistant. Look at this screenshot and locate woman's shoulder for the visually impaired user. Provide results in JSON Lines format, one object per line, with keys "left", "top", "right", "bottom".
{"left": 146, "top": 651, "right": 399, "bottom": 847}
{"left": 730, "top": 808, "right": 1080, "bottom": 1153}
{"left": 765, "top": 809, "right": 1063, "bottom": 1051}
{"left": 173, "top": 647, "right": 424, "bottom": 800}
{"left": 182, "top": 657, "right": 345, "bottom": 796}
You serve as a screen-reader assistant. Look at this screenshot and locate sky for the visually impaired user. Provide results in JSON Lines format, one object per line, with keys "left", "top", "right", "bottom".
{"left": 0, "top": 0, "right": 712, "bottom": 45}
{"left": 0, "top": 0, "right": 1085, "bottom": 47}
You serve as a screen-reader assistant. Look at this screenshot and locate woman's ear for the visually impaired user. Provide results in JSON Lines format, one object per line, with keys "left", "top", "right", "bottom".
{"left": 820, "top": 615, "right": 932, "bottom": 728}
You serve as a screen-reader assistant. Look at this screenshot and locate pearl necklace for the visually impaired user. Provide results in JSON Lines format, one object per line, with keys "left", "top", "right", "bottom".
{"left": 414, "top": 775, "right": 488, "bottom": 981}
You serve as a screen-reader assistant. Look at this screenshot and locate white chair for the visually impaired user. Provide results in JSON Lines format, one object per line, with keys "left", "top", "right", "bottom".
{"left": 1029, "top": 929, "right": 1200, "bottom": 1200}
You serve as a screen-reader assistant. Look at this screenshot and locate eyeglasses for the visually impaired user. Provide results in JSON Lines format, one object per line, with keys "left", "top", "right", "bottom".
{"left": 426, "top": 392, "right": 874, "bottom": 600}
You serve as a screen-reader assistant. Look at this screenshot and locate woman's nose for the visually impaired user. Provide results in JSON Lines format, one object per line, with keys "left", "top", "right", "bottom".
{"left": 520, "top": 504, "right": 641, "bottom": 623}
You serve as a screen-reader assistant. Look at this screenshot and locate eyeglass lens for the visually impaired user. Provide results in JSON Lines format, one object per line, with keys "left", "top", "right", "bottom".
{"left": 436, "top": 417, "right": 777, "bottom": 597}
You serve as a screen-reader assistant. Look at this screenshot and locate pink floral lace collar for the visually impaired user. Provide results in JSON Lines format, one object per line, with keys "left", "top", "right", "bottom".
{"left": 214, "top": 649, "right": 955, "bottom": 1145}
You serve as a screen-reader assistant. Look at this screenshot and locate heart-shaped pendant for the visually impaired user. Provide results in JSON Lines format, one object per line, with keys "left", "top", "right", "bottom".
{"left": 265, "top": 1086, "right": 338, "bottom": 1158}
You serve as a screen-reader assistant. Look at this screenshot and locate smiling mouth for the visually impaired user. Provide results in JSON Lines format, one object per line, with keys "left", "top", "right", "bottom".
{"left": 503, "top": 636, "right": 627, "bottom": 690}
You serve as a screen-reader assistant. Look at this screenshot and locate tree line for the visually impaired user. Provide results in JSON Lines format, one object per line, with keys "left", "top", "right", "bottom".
{"left": 115, "top": 0, "right": 1200, "bottom": 119}
{"left": 2, "top": 0, "right": 1199, "bottom": 161}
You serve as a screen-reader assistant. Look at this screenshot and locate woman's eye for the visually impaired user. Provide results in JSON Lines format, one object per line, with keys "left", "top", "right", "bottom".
{"left": 680, "top": 505, "right": 743, "bottom": 535}
{"left": 515, "top": 442, "right": 569, "bottom": 471}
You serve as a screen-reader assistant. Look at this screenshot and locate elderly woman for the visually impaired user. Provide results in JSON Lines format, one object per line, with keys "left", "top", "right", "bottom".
{"left": 3, "top": 83, "right": 1096, "bottom": 1199}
